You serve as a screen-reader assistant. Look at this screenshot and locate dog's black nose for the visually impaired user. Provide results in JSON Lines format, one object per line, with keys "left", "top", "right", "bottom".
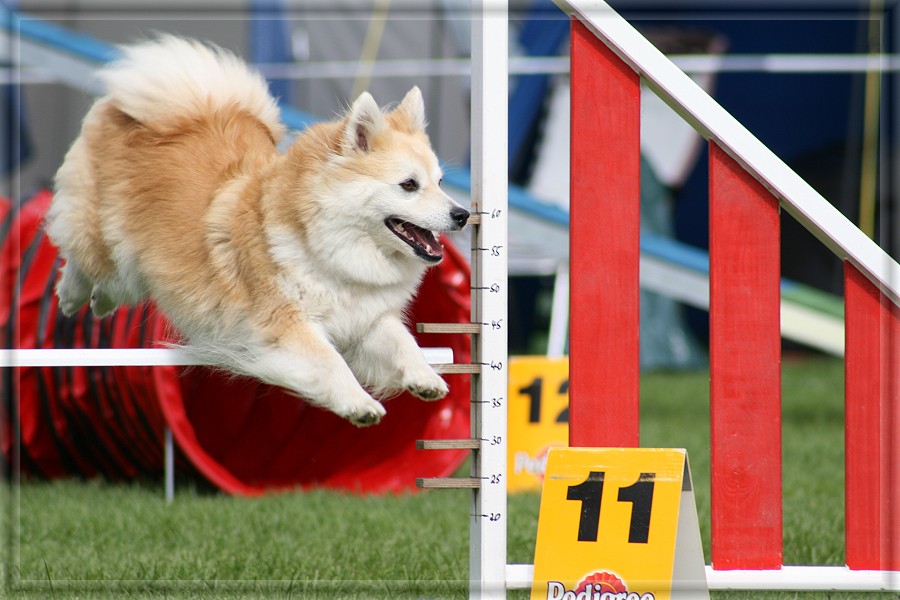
{"left": 450, "top": 207, "right": 470, "bottom": 228}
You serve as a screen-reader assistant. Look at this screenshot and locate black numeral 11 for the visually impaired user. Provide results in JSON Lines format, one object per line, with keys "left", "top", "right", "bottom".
{"left": 566, "top": 471, "right": 655, "bottom": 543}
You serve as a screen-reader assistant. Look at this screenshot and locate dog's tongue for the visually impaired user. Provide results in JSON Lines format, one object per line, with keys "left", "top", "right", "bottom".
{"left": 387, "top": 217, "right": 442, "bottom": 261}
{"left": 406, "top": 224, "right": 439, "bottom": 253}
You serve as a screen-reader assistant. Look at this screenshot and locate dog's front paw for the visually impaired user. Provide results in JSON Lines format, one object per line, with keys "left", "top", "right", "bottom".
{"left": 55, "top": 263, "right": 92, "bottom": 317}
{"left": 90, "top": 287, "right": 118, "bottom": 318}
{"left": 404, "top": 369, "right": 449, "bottom": 401}
{"left": 340, "top": 395, "right": 387, "bottom": 428}
{"left": 58, "top": 295, "right": 85, "bottom": 317}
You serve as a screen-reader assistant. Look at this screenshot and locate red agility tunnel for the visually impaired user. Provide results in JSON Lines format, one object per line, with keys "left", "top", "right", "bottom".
{"left": 1, "top": 191, "right": 471, "bottom": 495}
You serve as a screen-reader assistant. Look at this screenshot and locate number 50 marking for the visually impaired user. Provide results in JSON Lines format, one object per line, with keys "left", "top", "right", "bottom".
{"left": 566, "top": 471, "right": 655, "bottom": 544}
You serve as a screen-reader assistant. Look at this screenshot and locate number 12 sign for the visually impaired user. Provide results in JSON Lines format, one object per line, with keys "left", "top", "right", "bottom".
{"left": 530, "top": 448, "right": 708, "bottom": 600}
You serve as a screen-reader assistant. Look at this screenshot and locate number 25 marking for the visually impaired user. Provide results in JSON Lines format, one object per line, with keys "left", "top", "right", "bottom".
{"left": 566, "top": 471, "right": 655, "bottom": 544}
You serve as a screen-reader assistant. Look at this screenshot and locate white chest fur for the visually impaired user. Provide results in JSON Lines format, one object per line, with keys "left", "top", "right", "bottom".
{"left": 266, "top": 225, "right": 422, "bottom": 346}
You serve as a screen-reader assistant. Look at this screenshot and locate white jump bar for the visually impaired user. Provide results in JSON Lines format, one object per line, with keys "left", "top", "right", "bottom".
{"left": 506, "top": 564, "right": 900, "bottom": 592}
{"left": 0, "top": 347, "right": 453, "bottom": 368}
{"left": 704, "top": 566, "right": 900, "bottom": 592}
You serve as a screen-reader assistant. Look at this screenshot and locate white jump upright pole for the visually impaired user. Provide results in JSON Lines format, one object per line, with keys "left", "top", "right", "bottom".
{"left": 164, "top": 427, "right": 174, "bottom": 504}
{"left": 470, "top": 0, "right": 508, "bottom": 597}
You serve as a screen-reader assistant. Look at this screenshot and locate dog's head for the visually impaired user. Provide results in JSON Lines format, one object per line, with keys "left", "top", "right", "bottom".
{"left": 322, "top": 87, "right": 469, "bottom": 266}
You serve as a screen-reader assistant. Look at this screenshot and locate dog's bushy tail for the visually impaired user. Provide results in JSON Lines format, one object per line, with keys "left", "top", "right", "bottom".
{"left": 99, "top": 35, "right": 285, "bottom": 141}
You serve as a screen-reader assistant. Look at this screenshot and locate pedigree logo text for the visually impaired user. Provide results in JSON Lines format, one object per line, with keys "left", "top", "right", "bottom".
{"left": 545, "top": 571, "right": 657, "bottom": 600}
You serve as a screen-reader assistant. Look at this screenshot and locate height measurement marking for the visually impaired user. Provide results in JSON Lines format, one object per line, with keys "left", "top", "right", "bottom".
{"left": 474, "top": 361, "right": 504, "bottom": 371}
{"left": 474, "top": 245, "right": 504, "bottom": 257}
{"left": 473, "top": 209, "right": 503, "bottom": 219}
{"left": 471, "top": 397, "right": 504, "bottom": 408}
{"left": 473, "top": 512, "right": 503, "bottom": 522}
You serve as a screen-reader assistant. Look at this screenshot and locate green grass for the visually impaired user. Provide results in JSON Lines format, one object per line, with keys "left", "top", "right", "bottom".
{"left": 7, "top": 483, "right": 475, "bottom": 597}
{"left": 2, "top": 357, "right": 891, "bottom": 599}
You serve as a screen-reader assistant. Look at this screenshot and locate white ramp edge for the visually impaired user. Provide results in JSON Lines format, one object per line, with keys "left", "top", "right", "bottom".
{"left": 553, "top": 0, "right": 900, "bottom": 308}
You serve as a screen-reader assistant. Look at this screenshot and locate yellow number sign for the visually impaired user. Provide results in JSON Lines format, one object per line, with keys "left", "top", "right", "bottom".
{"left": 531, "top": 448, "right": 707, "bottom": 600}
{"left": 508, "top": 356, "right": 569, "bottom": 492}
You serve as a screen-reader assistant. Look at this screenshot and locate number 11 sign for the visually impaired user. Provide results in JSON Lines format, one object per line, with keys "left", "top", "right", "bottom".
{"left": 530, "top": 448, "right": 708, "bottom": 600}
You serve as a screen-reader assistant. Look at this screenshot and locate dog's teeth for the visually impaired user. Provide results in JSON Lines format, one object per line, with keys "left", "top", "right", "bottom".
{"left": 397, "top": 223, "right": 405, "bottom": 232}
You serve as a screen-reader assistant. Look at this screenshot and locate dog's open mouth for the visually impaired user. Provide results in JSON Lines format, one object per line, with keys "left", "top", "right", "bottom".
{"left": 385, "top": 217, "right": 442, "bottom": 262}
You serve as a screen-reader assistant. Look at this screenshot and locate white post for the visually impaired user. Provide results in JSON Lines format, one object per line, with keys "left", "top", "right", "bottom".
{"left": 470, "top": 0, "right": 508, "bottom": 597}
{"left": 164, "top": 427, "right": 174, "bottom": 504}
{"left": 547, "top": 262, "right": 570, "bottom": 358}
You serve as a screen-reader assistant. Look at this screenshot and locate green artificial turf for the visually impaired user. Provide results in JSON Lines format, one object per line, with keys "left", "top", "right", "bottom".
{"left": 3, "top": 357, "right": 892, "bottom": 599}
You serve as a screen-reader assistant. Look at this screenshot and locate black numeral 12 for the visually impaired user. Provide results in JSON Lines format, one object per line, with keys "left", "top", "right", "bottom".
{"left": 518, "top": 377, "right": 569, "bottom": 423}
{"left": 566, "top": 471, "right": 655, "bottom": 543}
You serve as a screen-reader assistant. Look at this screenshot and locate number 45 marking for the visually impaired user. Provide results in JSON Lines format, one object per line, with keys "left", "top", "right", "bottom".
{"left": 567, "top": 472, "right": 655, "bottom": 544}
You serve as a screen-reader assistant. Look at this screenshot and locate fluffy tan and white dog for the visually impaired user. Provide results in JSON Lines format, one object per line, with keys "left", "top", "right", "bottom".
{"left": 46, "top": 36, "right": 469, "bottom": 427}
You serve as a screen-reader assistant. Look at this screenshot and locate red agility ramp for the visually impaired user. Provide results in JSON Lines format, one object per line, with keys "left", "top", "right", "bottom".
{"left": 1, "top": 191, "right": 471, "bottom": 495}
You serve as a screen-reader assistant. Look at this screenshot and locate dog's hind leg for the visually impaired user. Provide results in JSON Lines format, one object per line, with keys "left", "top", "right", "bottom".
{"left": 56, "top": 260, "right": 93, "bottom": 316}
{"left": 239, "top": 323, "right": 387, "bottom": 427}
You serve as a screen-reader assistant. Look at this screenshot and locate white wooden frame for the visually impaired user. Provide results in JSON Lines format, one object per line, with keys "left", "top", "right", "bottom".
{"left": 495, "top": 0, "right": 900, "bottom": 593}
{"left": 469, "top": 0, "right": 509, "bottom": 598}
{"left": 553, "top": 0, "right": 900, "bottom": 309}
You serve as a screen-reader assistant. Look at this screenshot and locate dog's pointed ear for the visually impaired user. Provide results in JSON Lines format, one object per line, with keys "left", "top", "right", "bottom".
{"left": 343, "top": 92, "right": 385, "bottom": 153}
{"left": 392, "top": 86, "right": 426, "bottom": 133}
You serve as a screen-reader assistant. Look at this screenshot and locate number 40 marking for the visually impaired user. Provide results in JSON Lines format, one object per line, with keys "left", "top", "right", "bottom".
{"left": 566, "top": 472, "right": 655, "bottom": 544}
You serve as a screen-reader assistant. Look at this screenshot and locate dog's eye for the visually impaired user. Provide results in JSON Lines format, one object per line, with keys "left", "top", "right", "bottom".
{"left": 399, "top": 178, "right": 419, "bottom": 192}
{"left": 438, "top": 178, "right": 443, "bottom": 188}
